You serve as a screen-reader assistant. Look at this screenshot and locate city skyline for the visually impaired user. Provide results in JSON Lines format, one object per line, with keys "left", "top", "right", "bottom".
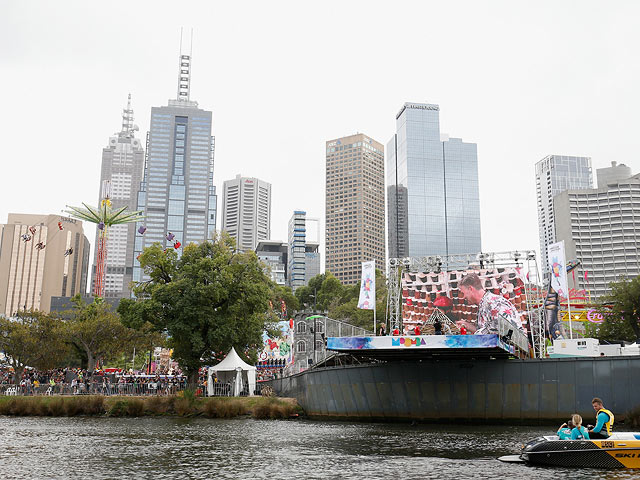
{"left": 3, "top": 2, "right": 640, "bottom": 282}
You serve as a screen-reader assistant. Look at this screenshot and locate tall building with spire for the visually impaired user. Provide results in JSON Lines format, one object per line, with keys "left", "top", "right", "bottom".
{"left": 133, "top": 36, "right": 217, "bottom": 285}
{"left": 92, "top": 95, "right": 145, "bottom": 298}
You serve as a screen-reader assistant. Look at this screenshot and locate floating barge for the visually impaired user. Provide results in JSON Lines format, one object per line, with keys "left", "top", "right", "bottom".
{"left": 267, "top": 335, "right": 640, "bottom": 423}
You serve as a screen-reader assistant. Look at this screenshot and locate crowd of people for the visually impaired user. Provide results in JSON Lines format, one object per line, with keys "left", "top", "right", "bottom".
{"left": 0, "top": 366, "right": 195, "bottom": 396}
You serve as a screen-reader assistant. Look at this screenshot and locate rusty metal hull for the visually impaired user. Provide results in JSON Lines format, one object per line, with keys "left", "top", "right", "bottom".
{"left": 267, "top": 356, "right": 640, "bottom": 423}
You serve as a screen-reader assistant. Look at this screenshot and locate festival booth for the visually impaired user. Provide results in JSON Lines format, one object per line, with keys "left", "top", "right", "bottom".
{"left": 207, "top": 347, "right": 256, "bottom": 397}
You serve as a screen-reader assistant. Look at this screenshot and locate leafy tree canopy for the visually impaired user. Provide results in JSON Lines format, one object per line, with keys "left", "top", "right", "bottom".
{"left": 0, "top": 310, "right": 69, "bottom": 384}
{"left": 589, "top": 276, "right": 640, "bottom": 343}
{"left": 118, "top": 233, "right": 278, "bottom": 384}
{"left": 294, "top": 270, "right": 387, "bottom": 332}
{"left": 64, "top": 295, "right": 151, "bottom": 372}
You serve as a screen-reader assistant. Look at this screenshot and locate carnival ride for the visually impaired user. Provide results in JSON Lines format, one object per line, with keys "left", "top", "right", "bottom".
{"left": 65, "top": 188, "right": 144, "bottom": 297}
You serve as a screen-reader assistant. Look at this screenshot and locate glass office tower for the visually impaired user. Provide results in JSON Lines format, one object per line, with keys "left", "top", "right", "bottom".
{"left": 133, "top": 52, "right": 216, "bottom": 284}
{"left": 387, "top": 102, "right": 481, "bottom": 260}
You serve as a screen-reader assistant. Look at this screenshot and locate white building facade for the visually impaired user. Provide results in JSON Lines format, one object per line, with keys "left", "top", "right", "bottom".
{"left": 536, "top": 154, "right": 593, "bottom": 274}
{"left": 221, "top": 175, "right": 271, "bottom": 252}
{"left": 554, "top": 172, "right": 640, "bottom": 299}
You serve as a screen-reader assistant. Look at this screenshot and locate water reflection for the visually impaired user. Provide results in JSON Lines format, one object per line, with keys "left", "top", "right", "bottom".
{"left": 0, "top": 417, "right": 637, "bottom": 479}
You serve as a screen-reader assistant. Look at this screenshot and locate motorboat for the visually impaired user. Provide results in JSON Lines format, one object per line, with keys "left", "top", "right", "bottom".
{"left": 498, "top": 432, "right": 640, "bottom": 468}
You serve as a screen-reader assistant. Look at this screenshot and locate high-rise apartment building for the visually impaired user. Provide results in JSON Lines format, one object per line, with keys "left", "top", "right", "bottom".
{"left": 535, "top": 155, "right": 593, "bottom": 273}
{"left": 287, "top": 211, "right": 321, "bottom": 290}
{"left": 133, "top": 49, "right": 217, "bottom": 284}
{"left": 387, "top": 103, "right": 481, "bottom": 260}
{"left": 221, "top": 175, "right": 271, "bottom": 252}
{"left": 0, "top": 214, "right": 90, "bottom": 315}
{"left": 92, "top": 95, "right": 145, "bottom": 298}
{"left": 554, "top": 171, "right": 640, "bottom": 299}
{"left": 326, "top": 133, "right": 385, "bottom": 285}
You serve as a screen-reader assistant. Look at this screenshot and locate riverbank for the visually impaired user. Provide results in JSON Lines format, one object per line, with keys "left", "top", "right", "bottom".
{"left": 0, "top": 395, "right": 302, "bottom": 419}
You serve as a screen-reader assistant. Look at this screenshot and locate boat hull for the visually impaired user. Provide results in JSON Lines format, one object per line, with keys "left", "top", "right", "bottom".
{"left": 522, "top": 436, "right": 640, "bottom": 468}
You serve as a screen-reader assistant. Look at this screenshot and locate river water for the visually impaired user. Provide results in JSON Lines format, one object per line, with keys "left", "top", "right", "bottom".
{"left": 0, "top": 417, "right": 637, "bottom": 479}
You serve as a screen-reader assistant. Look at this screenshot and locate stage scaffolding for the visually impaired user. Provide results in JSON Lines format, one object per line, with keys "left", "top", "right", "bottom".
{"left": 386, "top": 251, "right": 547, "bottom": 358}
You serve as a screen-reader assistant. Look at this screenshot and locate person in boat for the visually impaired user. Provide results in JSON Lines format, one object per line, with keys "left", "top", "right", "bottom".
{"left": 588, "top": 397, "right": 614, "bottom": 439}
{"left": 570, "top": 414, "right": 590, "bottom": 440}
{"left": 557, "top": 419, "right": 574, "bottom": 439}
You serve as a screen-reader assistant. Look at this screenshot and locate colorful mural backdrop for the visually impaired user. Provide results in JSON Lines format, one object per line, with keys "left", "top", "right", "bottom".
{"left": 259, "top": 321, "right": 294, "bottom": 364}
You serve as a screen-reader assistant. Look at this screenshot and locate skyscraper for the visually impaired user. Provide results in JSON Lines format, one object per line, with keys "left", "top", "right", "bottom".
{"left": 221, "top": 175, "right": 271, "bottom": 252}
{"left": 133, "top": 46, "right": 217, "bottom": 284}
{"left": 535, "top": 154, "right": 593, "bottom": 273}
{"left": 287, "top": 211, "right": 321, "bottom": 290}
{"left": 92, "top": 95, "right": 145, "bottom": 298}
{"left": 387, "top": 102, "right": 481, "bottom": 260}
{"left": 553, "top": 170, "right": 640, "bottom": 299}
{"left": 325, "top": 133, "right": 385, "bottom": 285}
{"left": 0, "top": 214, "right": 90, "bottom": 315}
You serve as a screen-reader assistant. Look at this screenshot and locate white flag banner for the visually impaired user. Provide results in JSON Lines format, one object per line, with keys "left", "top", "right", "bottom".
{"left": 357, "top": 261, "right": 376, "bottom": 310}
{"left": 548, "top": 241, "right": 569, "bottom": 298}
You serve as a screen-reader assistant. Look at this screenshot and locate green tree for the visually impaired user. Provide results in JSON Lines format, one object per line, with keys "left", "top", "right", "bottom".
{"left": 65, "top": 295, "right": 143, "bottom": 372}
{"left": 0, "top": 310, "right": 69, "bottom": 384}
{"left": 272, "top": 284, "right": 299, "bottom": 318}
{"left": 591, "top": 276, "right": 640, "bottom": 343}
{"left": 118, "top": 233, "right": 276, "bottom": 385}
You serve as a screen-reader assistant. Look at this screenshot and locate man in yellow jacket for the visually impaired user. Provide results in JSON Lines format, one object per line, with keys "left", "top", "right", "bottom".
{"left": 588, "top": 397, "right": 614, "bottom": 439}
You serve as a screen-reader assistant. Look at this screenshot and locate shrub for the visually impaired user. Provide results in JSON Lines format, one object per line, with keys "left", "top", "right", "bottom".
{"left": 106, "top": 399, "right": 129, "bottom": 417}
{"left": 252, "top": 398, "right": 295, "bottom": 419}
{"left": 127, "top": 398, "right": 145, "bottom": 417}
{"left": 47, "top": 397, "right": 65, "bottom": 416}
{"left": 64, "top": 397, "right": 84, "bottom": 416}
{"left": 144, "top": 396, "right": 173, "bottom": 415}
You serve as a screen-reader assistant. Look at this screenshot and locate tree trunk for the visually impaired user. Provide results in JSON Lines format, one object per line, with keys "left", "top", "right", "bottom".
{"left": 86, "top": 350, "right": 96, "bottom": 373}
{"left": 187, "top": 369, "right": 199, "bottom": 391}
{"left": 13, "top": 365, "right": 25, "bottom": 386}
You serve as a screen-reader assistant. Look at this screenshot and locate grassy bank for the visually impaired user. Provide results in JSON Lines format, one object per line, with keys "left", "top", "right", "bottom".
{"left": 0, "top": 395, "right": 301, "bottom": 419}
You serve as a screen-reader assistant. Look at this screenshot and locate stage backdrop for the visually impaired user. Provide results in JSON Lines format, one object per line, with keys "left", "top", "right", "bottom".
{"left": 401, "top": 267, "right": 528, "bottom": 335}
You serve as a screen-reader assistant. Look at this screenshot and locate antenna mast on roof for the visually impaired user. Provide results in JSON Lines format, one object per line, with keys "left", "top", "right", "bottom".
{"left": 177, "top": 27, "right": 193, "bottom": 102}
{"left": 121, "top": 93, "right": 134, "bottom": 136}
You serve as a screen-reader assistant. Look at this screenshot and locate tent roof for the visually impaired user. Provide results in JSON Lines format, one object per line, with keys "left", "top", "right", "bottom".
{"left": 210, "top": 347, "right": 256, "bottom": 372}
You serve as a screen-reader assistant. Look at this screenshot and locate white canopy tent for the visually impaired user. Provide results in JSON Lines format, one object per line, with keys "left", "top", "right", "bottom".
{"left": 207, "top": 347, "right": 256, "bottom": 397}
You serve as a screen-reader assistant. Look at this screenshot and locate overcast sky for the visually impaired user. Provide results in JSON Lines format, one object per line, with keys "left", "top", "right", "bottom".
{"left": 2, "top": 1, "right": 639, "bottom": 279}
